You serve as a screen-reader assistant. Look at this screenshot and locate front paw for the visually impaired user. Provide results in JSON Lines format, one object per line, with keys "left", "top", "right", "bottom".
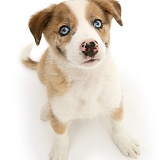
{"left": 49, "top": 145, "right": 68, "bottom": 160}
{"left": 113, "top": 133, "right": 140, "bottom": 158}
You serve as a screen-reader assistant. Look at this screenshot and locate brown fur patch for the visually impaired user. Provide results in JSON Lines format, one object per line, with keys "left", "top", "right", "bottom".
{"left": 50, "top": 109, "right": 68, "bottom": 134}
{"left": 46, "top": 62, "right": 69, "bottom": 98}
{"left": 22, "top": 57, "right": 38, "bottom": 70}
{"left": 29, "top": 3, "right": 78, "bottom": 58}
{"left": 90, "top": 0, "right": 123, "bottom": 26}
{"left": 37, "top": 49, "right": 49, "bottom": 85}
{"left": 110, "top": 103, "right": 124, "bottom": 121}
{"left": 37, "top": 49, "right": 69, "bottom": 97}
{"left": 43, "top": 3, "right": 78, "bottom": 58}
{"left": 86, "top": 1, "right": 111, "bottom": 44}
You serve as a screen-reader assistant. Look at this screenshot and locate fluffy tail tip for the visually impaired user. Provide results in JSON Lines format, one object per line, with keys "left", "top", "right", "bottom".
{"left": 21, "top": 43, "right": 38, "bottom": 70}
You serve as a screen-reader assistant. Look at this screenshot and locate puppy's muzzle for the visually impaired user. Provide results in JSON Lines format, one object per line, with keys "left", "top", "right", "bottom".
{"left": 80, "top": 39, "right": 99, "bottom": 58}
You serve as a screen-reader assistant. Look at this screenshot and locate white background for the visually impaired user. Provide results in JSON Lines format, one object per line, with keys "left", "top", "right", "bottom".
{"left": 0, "top": 0, "right": 160, "bottom": 159}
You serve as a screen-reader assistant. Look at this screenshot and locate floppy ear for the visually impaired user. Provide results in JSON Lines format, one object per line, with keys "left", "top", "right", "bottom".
{"left": 29, "top": 5, "right": 55, "bottom": 45}
{"left": 93, "top": 0, "right": 123, "bottom": 26}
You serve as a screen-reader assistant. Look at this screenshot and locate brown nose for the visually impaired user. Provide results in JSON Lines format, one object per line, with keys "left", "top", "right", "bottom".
{"left": 80, "top": 39, "right": 99, "bottom": 57}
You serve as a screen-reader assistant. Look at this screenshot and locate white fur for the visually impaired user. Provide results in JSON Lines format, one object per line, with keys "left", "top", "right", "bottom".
{"left": 21, "top": 43, "right": 33, "bottom": 61}
{"left": 50, "top": 55, "right": 122, "bottom": 122}
{"left": 49, "top": 131, "right": 69, "bottom": 160}
{"left": 111, "top": 119, "right": 140, "bottom": 158}
{"left": 65, "top": 0, "right": 107, "bottom": 69}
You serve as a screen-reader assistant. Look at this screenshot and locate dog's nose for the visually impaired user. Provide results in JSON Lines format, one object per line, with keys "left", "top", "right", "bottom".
{"left": 80, "top": 39, "right": 99, "bottom": 57}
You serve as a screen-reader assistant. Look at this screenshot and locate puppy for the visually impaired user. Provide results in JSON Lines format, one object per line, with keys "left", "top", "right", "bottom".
{"left": 22, "top": 0, "right": 140, "bottom": 159}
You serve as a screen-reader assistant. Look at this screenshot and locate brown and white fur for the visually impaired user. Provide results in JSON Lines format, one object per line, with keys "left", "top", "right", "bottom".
{"left": 22, "top": 0, "right": 140, "bottom": 159}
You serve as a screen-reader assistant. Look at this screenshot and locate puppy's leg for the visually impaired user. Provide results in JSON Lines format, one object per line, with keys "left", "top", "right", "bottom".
{"left": 109, "top": 104, "right": 140, "bottom": 158}
{"left": 49, "top": 110, "right": 69, "bottom": 160}
{"left": 40, "top": 101, "right": 50, "bottom": 121}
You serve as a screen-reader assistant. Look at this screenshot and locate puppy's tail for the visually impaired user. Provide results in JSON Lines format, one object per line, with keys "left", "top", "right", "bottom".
{"left": 21, "top": 43, "right": 39, "bottom": 70}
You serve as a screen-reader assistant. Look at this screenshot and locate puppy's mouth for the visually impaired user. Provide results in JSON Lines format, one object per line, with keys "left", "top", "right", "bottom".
{"left": 82, "top": 58, "right": 100, "bottom": 64}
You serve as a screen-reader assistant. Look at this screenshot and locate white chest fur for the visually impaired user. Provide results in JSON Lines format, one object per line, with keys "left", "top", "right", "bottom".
{"left": 50, "top": 56, "right": 122, "bottom": 123}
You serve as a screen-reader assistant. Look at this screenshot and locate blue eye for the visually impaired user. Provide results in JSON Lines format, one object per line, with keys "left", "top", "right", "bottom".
{"left": 59, "top": 26, "right": 70, "bottom": 36}
{"left": 93, "top": 19, "right": 103, "bottom": 29}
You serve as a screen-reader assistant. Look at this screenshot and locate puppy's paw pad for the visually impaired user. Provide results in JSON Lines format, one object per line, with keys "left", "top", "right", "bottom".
{"left": 40, "top": 103, "right": 50, "bottom": 121}
{"left": 113, "top": 134, "right": 140, "bottom": 158}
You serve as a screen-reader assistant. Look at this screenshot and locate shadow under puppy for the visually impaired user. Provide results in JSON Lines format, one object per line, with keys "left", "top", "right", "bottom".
{"left": 22, "top": 0, "right": 140, "bottom": 159}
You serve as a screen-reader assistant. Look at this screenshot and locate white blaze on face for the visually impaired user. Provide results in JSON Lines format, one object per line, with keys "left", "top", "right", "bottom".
{"left": 65, "top": 0, "right": 107, "bottom": 69}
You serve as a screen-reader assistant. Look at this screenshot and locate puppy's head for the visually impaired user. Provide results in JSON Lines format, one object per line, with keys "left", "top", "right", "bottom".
{"left": 29, "top": 0, "right": 122, "bottom": 69}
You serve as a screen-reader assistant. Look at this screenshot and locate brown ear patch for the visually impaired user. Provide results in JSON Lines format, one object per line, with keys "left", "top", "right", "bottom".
{"left": 91, "top": 0, "right": 123, "bottom": 26}
{"left": 29, "top": 5, "right": 55, "bottom": 45}
{"left": 110, "top": 0, "right": 122, "bottom": 17}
